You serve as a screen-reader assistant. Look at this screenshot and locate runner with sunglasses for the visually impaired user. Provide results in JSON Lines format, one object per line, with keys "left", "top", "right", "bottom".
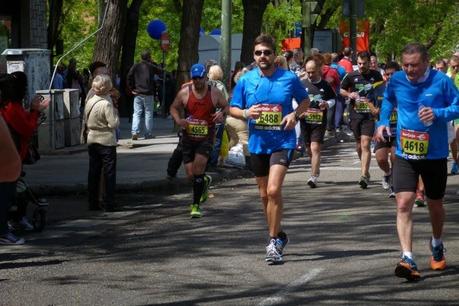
{"left": 230, "top": 34, "right": 310, "bottom": 264}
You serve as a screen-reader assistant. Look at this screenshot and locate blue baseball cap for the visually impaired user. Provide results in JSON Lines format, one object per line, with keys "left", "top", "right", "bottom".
{"left": 190, "top": 63, "right": 206, "bottom": 78}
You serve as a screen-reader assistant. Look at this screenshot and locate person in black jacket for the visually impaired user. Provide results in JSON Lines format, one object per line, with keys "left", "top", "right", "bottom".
{"left": 127, "top": 50, "right": 160, "bottom": 140}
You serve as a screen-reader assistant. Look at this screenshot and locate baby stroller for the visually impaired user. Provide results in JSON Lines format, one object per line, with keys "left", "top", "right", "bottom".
{"left": 9, "top": 172, "right": 48, "bottom": 232}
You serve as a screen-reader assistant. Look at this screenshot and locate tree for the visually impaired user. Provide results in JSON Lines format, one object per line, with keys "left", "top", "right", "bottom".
{"left": 47, "top": 0, "right": 64, "bottom": 64}
{"left": 119, "top": 0, "right": 144, "bottom": 116}
{"left": 175, "top": 0, "right": 204, "bottom": 87}
{"left": 92, "top": 0, "right": 128, "bottom": 78}
{"left": 240, "top": 0, "right": 270, "bottom": 65}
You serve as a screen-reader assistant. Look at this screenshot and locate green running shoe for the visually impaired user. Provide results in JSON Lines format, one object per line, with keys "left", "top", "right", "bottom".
{"left": 190, "top": 203, "right": 202, "bottom": 218}
{"left": 200, "top": 174, "right": 212, "bottom": 203}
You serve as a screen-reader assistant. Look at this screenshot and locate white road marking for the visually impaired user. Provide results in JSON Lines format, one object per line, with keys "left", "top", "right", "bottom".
{"left": 259, "top": 268, "right": 322, "bottom": 306}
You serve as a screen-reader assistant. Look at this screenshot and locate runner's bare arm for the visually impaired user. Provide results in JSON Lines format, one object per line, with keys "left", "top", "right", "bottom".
{"left": 282, "top": 97, "right": 310, "bottom": 130}
{"left": 212, "top": 88, "right": 228, "bottom": 123}
{"left": 170, "top": 88, "right": 188, "bottom": 129}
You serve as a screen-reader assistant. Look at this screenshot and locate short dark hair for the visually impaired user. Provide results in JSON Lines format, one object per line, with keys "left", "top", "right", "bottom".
{"left": 141, "top": 50, "right": 151, "bottom": 61}
{"left": 385, "top": 61, "right": 401, "bottom": 71}
{"left": 401, "top": 43, "right": 429, "bottom": 62}
{"left": 283, "top": 50, "right": 293, "bottom": 61}
{"left": 88, "top": 61, "right": 106, "bottom": 76}
{"left": 0, "top": 71, "right": 27, "bottom": 102}
{"left": 343, "top": 47, "right": 352, "bottom": 57}
{"left": 357, "top": 51, "right": 371, "bottom": 61}
{"left": 253, "top": 33, "right": 276, "bottom": 54}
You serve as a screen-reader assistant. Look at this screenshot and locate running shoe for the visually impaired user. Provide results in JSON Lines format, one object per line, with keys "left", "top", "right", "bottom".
{"left": 18, "top": 217, "right": 34, "bottom": 231}
{"left": 276, "top": 231, "right": 289, "bottom": 255}
{"left": 430, "top": 239, "right": 446, "bottom": 271}
{"left": 265, "top": 239, "right": 283, "bottom": 264}
{"left": 190, "top": 203, "right": 202, "bottom": 218}
{"left": 451, "top": 162, "right": 458, "bottom": 175}
{"left": 395, "top": 255, "right": 421, "bottom": 281}
{"left": 200, "top": 174, "right": 212, "bottom": 203}
{"left": 0, "top": 232, "right": 25, "bottom": 245}
{"left": 414, "top": 190, "right": 426, "bottom": 207}
{"left": 382, "top": 175, "right": 391, "bottom": 190}
{"left": 358, "top": 175, "right": 369, "bottom": 189}
{"left": 307, "top": 176, "right": 318, "bottom": 188}
{"left": 388, "top": 186, "right": 396, "bottom": 198}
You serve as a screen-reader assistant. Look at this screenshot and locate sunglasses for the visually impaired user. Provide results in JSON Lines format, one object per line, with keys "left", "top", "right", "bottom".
{"left": 254, "top": 50, "right": 273, "bottom": 56}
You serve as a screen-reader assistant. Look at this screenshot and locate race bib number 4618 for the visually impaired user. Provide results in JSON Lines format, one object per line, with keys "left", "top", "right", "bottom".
{"left": 400, "top": 129, "right": 429, "bottom": 159}
{"left": 254, "top": 104, "right": 283, "bottom": 130}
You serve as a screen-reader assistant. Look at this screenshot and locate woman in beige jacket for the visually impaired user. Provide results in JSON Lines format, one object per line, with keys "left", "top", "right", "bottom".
{"left": 84, "top": 74, "right": 119, "bottom": 211}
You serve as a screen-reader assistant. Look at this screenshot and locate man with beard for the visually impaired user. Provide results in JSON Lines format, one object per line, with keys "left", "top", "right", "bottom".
{"left": 170, "top": 64, "right": 227, "bottom": 218}
{"left": 230, "top": 34, "right": 310, "bottom": 264}
{"left": 341, "top": 51, "right": 384, "bottom": 188}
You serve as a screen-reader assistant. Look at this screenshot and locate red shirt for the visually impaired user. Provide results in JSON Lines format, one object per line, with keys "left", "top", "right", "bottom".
{"left": 338, "top": 57, "right": 353, "bottom": 73}
{"left": 322, "top": 65, "right": 341, "bottom": 93}
{"left": 0, "top": 101, "right": 39, "bottom": 160}
{"left": 185, "top": 85, "right": 215, "bottom": 126}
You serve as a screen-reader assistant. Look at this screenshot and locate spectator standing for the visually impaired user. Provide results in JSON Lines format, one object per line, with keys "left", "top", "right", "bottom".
{"left": 84, "top": 74, "right": 120, "bottom": 212}
{"left": 127, "top": 50, "right": 159, "bottom": 140}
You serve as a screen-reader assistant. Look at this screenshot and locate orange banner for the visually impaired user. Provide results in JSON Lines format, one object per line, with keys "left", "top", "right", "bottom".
{"left": 281, "top": 38, "right": 301, "bottom": 51}
{"left": 339, "top": 19, "right": 370, "bottom": 52}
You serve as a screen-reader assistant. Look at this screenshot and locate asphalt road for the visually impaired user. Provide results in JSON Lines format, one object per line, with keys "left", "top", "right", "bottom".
{"left": 1, "top": 141, "right": 459, "bottom": 305}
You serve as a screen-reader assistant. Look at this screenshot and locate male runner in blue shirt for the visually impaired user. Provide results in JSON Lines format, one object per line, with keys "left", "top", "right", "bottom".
{"left": 230, "top": 34, "right": 310, "bottom": 264}
{"left": 376, "top": 43, "right": 459, "bottom": 281}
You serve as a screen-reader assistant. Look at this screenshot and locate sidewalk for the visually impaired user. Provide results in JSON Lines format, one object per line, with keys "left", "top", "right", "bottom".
{"left": 24, "top": 116, "right": 253, "bottom": 196}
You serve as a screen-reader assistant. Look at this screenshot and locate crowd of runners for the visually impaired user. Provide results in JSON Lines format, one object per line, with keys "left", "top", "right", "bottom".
{"left": 169, "top": 33, "right": 459, "bottom": 281}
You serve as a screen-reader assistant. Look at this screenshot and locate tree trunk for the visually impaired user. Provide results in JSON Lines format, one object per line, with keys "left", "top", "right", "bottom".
{"left": 240, "top": 0, "right": 270, "bottom": 66}
{"left": 92, "top": 0, "right": 128, "bottom": 79}
{"left": 119, "top": 0, "right": 143, "bottom": 117}
{"left": 176, "top": 0, "right": 204, "bottom": 87}
{"left": 47, "top": 0, "right": 63, "bottom": 64}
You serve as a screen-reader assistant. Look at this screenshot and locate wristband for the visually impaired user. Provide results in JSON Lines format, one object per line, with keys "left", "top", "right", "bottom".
{"left": 242, "top": 109, "right": 248, "bottom": 119}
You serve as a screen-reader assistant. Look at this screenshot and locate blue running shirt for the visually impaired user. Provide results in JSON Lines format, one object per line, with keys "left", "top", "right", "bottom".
{"left": 379, "top": 69, "right": 459, "bottom": 160}
{"left": 231, "top": 68, "right": 308, "bottom": 154}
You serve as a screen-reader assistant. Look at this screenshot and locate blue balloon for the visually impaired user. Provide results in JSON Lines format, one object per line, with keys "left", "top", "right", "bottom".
{"left": 147, "top": 19, "right": 167, "bottom": 40}
{"left": 210, "top": 28, "right": 221, "bottom": 35}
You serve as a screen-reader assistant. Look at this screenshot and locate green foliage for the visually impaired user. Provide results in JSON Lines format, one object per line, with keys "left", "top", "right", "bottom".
{"left": 58, "top": 0, "right": 97, "bottom": 69}
{"left": 56, "top": 0, "right": 459, "bottom": 71}
{"left": 262, "top": 1, "right": 302, "bottom": 50}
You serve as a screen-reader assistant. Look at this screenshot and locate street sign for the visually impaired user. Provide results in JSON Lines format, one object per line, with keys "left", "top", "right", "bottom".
{"left": 160, "top": 32, "right": 170, "bottom": 52}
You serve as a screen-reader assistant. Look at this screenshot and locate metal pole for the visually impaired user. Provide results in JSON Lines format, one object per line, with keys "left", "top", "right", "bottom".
{"left": 349, "top": 0, "right": 357, "bottom": 60}
{"left": 302, "top": 0, "right": 312, "bottom": 56}
{"left": 220, "top": 0, "right": 231, "bottom": 87}
{"left": 161, "top": 50, "right": 166, "bottom": 117}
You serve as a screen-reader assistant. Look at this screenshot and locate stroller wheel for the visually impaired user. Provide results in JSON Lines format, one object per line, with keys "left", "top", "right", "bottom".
{"left": 33, "top": 208, "right": 47, "bottom": 232}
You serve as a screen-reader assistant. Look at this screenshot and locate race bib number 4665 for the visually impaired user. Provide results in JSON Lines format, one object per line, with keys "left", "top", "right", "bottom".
{"left": 186, "top": 118, "right": 209, "bottom": 140}
{"left": 254, "top": 104, "right": 283, "bottom": 130}
{"left": 400, "top": 129, "right": 429, "bottom": 160}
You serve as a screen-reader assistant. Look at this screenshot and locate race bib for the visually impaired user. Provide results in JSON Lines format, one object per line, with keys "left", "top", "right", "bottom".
{"left": 400, "top": 129, "right": 429, "bottom": 160}
{"left": 254, "top": 104, "right": 283, "bottom": 131}
{"left": 355, "top": 101, "right": 371, "bottom": 113}
{"left": 389, "top": 111, "right": 397, "bottom": 135}
{"left": 186, "top": 118, "right": 209, "bottom": 140}
{"left": 304, "top": 108, "right": 323, "bottom": 125}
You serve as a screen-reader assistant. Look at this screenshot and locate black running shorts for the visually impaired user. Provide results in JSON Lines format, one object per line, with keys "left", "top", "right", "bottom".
{"left": 374, "top": 136, "right": 396, "bottom": 152}
{"left": 393, "top": 156, "right": 447, "bottom": 200}
{"left": 250, "top": 150, "right": 294, "bottom": 177}
{"left": 350, "top": 118, "right": 375, "bottom": 139}
{"left": 181, "top": 137, "right": 213, "bottom": 164}
{"left": 303, "top": 123, "right": 325, "bottom": 144}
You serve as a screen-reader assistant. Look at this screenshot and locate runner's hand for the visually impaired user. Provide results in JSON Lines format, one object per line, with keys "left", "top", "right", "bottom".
{"left": 31, "top": 95, "right": 50, "bottom": 112}
{"left": 177, "top": 118, "right": 188, "bottom": 129}
{"left": 374, "top": 125, "right": 390, "bottom": 142}
{"left": 281, "top": 112, "right": 296, "bottom": 130}
{"left": 248, "top": 105, "right": 262, "bottom": 120}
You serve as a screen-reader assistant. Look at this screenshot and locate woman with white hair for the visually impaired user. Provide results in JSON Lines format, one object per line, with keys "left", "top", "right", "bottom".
{"left": 83, "top": 74, "right": 120, "bottom": 212}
